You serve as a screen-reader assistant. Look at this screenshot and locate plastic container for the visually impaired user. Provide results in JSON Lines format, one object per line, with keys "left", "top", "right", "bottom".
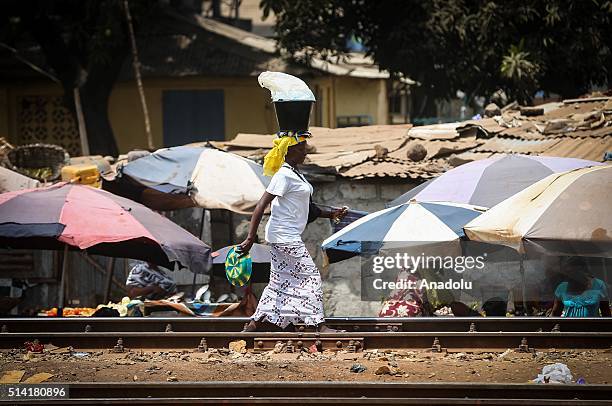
{"left": 61, "top": 164, "right": 100, "bottom": 187}
{"left": 273, "top": 101, "right": 313, "bottom": 132}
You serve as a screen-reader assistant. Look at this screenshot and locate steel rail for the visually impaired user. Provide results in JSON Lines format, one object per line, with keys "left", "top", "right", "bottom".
{"left": 2, "top": 331, "right": 611, "bottom": 350}
{"left": 21, "top": 398, "right": 612, "bottom": 405}
{"left": 2, "top": 317, "right": 611, "bottom": 333}
{"left": 2, "top": 382, "right": 610, "bottom": 405}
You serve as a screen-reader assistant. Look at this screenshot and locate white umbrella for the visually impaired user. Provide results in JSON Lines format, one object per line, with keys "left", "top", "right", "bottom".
{"left": 464, "top": 165, "right": 612, "bottom": 257}
{"left": 106, "top": 146, "right": 270, "bottom": 213}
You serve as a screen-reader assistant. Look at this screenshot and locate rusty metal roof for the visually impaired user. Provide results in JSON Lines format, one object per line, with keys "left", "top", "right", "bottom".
{"left": 540, "top": 137, "right": 612, "bottom": 161}
{"left": 217, "top": 96, "right": 612, "bottom": 180}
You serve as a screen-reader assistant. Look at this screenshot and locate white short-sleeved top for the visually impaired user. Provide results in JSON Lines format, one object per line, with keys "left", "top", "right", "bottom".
{"left": 264, "top": 164, "right": 313, "bottom": 243}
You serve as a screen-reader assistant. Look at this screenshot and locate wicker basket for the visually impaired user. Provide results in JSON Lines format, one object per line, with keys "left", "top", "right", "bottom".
{"left": 3, "top": 143, "right": 70, "bottom": 182}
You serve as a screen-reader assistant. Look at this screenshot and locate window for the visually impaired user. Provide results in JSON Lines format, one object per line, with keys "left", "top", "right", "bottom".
{"left": 336, "top": 115, "right": 373, "bottom": 128}
{"left": 162, "top": 90, "right": 225, "bottom": 146}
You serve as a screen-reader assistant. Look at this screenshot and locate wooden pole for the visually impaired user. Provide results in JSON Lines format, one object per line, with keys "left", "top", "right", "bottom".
{"left": 520, "top": 256, "right": 527, "bottom": 316}
{"left": 123, "top": 0, "right": 154, "bottom": 150}
{"left": 192, "top": 208, "right": 208, "bottom": 299}
{"left": 73, "top": 88, "right": 90, "bottom": 156}
{"left": 57, "top": 245, "right": 69, "bottom": 317}
{"left": 103, "top": 257, "right": 116, "bottom": 303}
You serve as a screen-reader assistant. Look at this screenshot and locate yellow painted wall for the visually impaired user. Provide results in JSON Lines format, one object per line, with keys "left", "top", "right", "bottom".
{"left": 309, "top": 77, "right": 336, "bottom": 128}
{"left": 109, "top": 76, "right": 276, "bottom": 152}
{"left": 2, "top": 75, "right": 388, "bottom": 154}
{"left": 334, "top": 77, "right": 388, "bottom": 125}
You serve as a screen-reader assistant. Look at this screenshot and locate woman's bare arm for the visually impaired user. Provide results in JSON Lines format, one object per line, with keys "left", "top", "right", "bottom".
{"left": 315, "top": 204, "right": 348, "bottom": 220}
{"left": 238, "top": 192, "right": 276, "bottom": 252}
{"left": 551, "top": 299, "right": 563, "bottom": 317}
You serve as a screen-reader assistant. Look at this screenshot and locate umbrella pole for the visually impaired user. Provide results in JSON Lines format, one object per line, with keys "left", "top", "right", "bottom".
{"left": 520, "top": 256, "right": 527, "bottom": 316}
{"left": 191, "top": 272, "right": 198, "bottom": 300}
{"left": 103, "top": 257, "right": 116, "bottom": 303}
{"left": 57, "top": 245, "right": 69, "bottom": 317}
{"left": 192, "top": 208, "right": 207, "bottom": 299}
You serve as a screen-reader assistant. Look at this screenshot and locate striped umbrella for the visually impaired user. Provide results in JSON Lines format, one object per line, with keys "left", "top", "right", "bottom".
{"left": 0, "top": 182, "right": 212, "bottom": 272}
{"left": 322, "top": 201, "right": 486, "bottom": 263}
{"left": 387, "top": 154, "right": 600, "bottom": 208}
{"left": 464, "top": 165, "right": 612, "bottom": 257}
{"left": 105, "top": 146, "right": 270, "bottom": 213}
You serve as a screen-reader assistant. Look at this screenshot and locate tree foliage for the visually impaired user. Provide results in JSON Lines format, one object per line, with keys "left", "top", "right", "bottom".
{"left": 1, "top": 0, "right": 160, "bottom": 156}
{"left": 261, "top": 0, "right": 612, "bottom": 103}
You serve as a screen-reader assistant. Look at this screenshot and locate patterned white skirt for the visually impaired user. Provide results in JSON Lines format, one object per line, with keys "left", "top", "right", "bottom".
{"left": 251, "top": 241, "right": 325, "bottom": 328}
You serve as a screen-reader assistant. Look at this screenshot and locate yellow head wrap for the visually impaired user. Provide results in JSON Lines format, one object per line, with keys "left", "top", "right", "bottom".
{"left": 263, "top": 134, "right": 308, "bottom": 176}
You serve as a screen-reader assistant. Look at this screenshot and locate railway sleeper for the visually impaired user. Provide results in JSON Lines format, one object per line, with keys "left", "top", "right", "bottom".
{"left": 253, "top": 337, "right": 364, "bottom": 353}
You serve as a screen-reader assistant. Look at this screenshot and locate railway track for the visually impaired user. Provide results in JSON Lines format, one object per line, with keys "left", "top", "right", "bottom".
{"left": 1, "top": 330, "right": 611, "bottom": 351}
{"left": 0, "top": 318, "right": 612, "bottom": 351}
{"left": 3, "top": 319, "right": 611, "bottom": 404}
{"left": 2, "top": 317, "right": 611, "bottom": 333}
{"left": 1, "top": 317, "right": 611, "bottom": 351}
{"left": 4, "top": 382, "right": 612, "bottom": 405}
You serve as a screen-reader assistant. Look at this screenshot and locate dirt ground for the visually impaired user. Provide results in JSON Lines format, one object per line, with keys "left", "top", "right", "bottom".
{"left": 3, "top": 344, "right": 612, "bottom": 384}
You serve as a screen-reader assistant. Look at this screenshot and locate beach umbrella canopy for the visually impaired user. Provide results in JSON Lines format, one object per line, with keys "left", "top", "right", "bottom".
{"left": 464, "top": 165, "right": 612, "bottom": 257}
{"left": 322, "top": 200, "right": 486, "bottom": 263}
{"left": 387, "top": 154, "right": 600, "bottom": 208}
{"left": 0, "top": 183, "right": 212, "bottom": 272}
{"left": 104, "top": 146, "right": 270, "bottom": 213}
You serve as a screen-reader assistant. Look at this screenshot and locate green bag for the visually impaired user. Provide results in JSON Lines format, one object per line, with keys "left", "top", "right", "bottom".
{"left": 225, "top": 246, "right": 253, "bottom": 287}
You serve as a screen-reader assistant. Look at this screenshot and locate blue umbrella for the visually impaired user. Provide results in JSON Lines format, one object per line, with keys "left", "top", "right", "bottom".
{"left": 322, "top": 200, "right": 485, "bottom": 263}
{"left": 386, "top": 154, "right": 600, "bottom": 208}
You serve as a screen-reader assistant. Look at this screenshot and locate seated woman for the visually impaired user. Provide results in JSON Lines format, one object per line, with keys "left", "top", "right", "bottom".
{"left": 125, "top": 261, "right": 177, "bottom": 300}
{"left": 379, "top": 269, "right": 431, "bottom": 317}
{"left": 551, "top": 257, "right": 611, "bottom": 317}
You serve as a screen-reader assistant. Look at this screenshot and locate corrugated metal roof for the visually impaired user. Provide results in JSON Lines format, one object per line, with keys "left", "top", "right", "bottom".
{"left": 225, "top": 125, "right": 411, "bottom": 153}
{"left": 390, "top": 137, "right": 482, "bottom": 160}
{"left": 474, "top": 138, "right": 560, "bottom": 154}
{"left": 305, "top": 150, "right": 375, "bottom": 170}
{"left": 407, "top": 122, "right": 465, "bottom": 140}
{"left": 457, "top": 118, "right": 506, "bottom": 135}
{"left": 539, "top": 137, "right": 612, "bottom": 162}
{"left": 339, "top": 158, "right": 447, "bottom": 179}
{"left": 217, "top": 97, "right": 611, "bottom": 180}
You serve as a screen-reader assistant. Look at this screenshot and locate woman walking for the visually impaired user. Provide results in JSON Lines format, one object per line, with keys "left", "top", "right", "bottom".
{"left": 239, "top": 72, "right": 346, "bottom": 332}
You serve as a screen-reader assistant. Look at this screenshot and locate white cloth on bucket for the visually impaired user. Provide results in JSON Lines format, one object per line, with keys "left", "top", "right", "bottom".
{"left": 258, "top": 71, "right": 315, "bottom": 102}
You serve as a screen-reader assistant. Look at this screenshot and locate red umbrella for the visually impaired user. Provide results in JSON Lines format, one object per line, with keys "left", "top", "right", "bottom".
{"left": 0, "top": 183, "right": 211, "bottom": 266}
{"left": 0, "top": 182, "right": 212, "bottom": 271}
{"left": 0, "top": 183, "right": 213, "bottom": 311}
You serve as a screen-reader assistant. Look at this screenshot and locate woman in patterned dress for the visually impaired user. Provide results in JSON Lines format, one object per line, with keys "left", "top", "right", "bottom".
{"left": 239, "top": 139, "right": 347, "bottom": 332}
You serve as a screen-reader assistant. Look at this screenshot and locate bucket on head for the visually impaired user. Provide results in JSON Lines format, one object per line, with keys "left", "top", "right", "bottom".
{"left": 273, "top": 101, "right": 313, "bottom": 132}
